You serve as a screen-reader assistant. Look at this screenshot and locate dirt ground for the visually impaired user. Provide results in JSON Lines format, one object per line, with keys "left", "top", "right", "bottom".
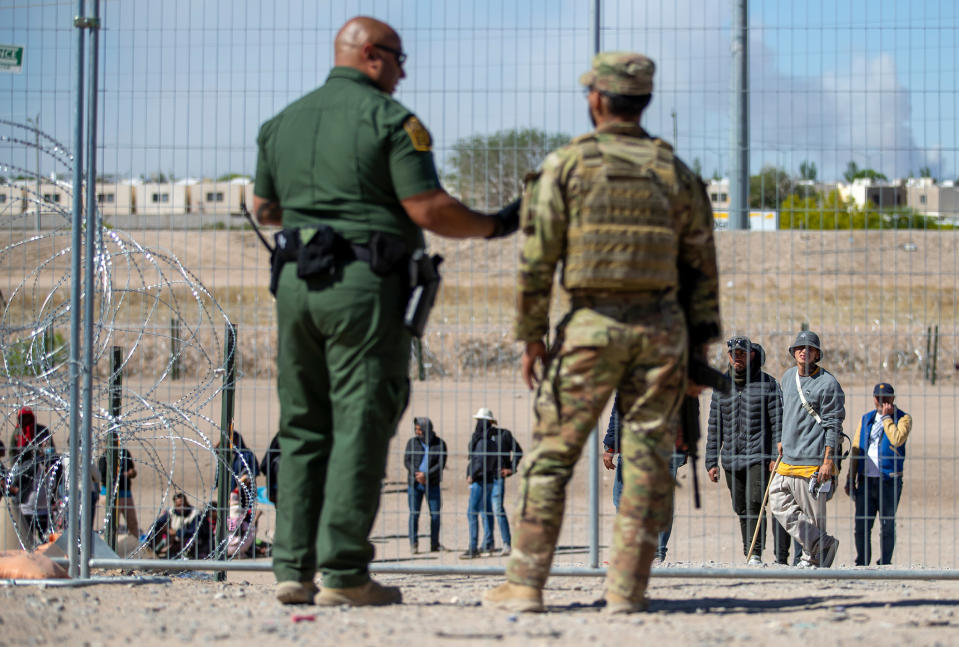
{"left": 2, "top": 229, "right": 958, "bottom": 644}
{"left": 1, "top": 372, "right": 958, "bottom": 647}
{"left": 1, "top": 569, "right": 958, "bottom": 646}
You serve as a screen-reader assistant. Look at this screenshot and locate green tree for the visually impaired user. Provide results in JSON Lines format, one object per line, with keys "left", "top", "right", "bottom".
{"left": 843, "top": 160, "right": 887, "bottom": 183}
{"left": 749, "top": 166, "right": 792, "bottom": 208}
{"left": 691, "top": 157, "right": 703, "bottom": 177}
{"left": 918, "top": 166, "right": 933, "bottom": 179}
{"left": 444, "top": 129, "right": 569, "bottom": 209}
{"left": 799, "top": 160, "right": 817, "bottom": 181}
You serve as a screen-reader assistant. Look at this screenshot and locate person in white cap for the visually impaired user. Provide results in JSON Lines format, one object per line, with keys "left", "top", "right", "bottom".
{"left": 461, "top": 407, "right": 523, "bottom": 558}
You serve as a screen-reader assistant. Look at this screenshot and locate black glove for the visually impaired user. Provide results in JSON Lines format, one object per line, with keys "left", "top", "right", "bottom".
{"left": 486, "top": 199, "right": 521, "bottom": 239}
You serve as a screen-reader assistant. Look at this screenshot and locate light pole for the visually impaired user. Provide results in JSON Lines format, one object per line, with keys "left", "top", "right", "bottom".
{"left": 26, "top": 113, "right": 40, "bottom": 230}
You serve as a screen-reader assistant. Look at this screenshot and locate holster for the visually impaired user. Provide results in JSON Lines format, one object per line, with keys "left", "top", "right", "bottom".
{"left": 269, "top": 228, "right": 301, "bottom": 296}
{"left": 404, "top": 250, "right": 443, "bottom": 337}
{"left": 296, "top": 226, "right": 339, "bottom": 280}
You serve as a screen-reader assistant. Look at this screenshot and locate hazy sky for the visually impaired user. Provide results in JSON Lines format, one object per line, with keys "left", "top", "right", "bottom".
{"left": 1, "top": 0, "right": 956, "bottom": 183}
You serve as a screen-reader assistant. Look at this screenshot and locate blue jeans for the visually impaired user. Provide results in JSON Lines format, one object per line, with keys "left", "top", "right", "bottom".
{"left": 408, "top": 482, "right": 442, "bottom": 549}
{"left": 467, "top": 480, "right": 494, "bottom": 551}
{"left": 614, "top": 452, "right": 685, "bottom": 560}
{"left": 490, "top": 477, "right": 511, "bottom": 547}
{"left": 854, "top": 475, "right": 903, "bottom": 565}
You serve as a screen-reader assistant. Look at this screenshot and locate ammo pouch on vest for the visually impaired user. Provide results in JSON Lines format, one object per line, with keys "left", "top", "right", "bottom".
{"left": 404, "top": 250, "right": 443, "bottom": 337}
{"left": 562, "top": 136, "right": 680, "bottom": 292}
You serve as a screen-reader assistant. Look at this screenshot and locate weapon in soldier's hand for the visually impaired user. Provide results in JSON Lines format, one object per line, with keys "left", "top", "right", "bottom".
{"left": 680, "top": 396, "right": 703, "bottom": 509}
{"left": 688, "top": 357, "right": 732, "bottom": 394}
{"left": 682, "top": 358, "right": 732, "bottom": 509}
{"left": 241, "top": 204, "right": 275, "bottom": 255}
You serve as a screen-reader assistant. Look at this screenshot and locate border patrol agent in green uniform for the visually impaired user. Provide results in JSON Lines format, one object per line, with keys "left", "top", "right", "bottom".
{"left": 254, "top": 16, "right": 520, "bottom": 607}
{"left": 484, "top": 52, "right": 721, "bottom": 614}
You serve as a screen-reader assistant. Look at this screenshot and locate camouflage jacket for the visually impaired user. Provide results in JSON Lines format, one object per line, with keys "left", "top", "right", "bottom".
{"left": 516, "top": 122, "right": 720, "bottom": 347}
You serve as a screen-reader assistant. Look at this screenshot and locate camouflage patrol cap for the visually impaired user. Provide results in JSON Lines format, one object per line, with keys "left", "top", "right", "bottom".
{"left": 579, "top": 51, "right": 655, "bottom": 96}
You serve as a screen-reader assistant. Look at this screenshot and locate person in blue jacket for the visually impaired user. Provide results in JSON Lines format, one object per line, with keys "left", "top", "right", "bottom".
{"left": 603, "top": 392, "right": 685, "bottom": 564}
{"left": 845, "top": 382, "right": 912, "bottom": 565}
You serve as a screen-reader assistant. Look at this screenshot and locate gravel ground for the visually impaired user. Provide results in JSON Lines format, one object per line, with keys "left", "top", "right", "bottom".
{"left": 2, "top": 566, "right": 958, "bottom": 647}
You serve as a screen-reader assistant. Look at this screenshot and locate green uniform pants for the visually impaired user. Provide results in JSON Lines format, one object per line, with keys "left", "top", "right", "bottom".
{"left": 272, "top": 260, "right": 410, "bottom": 589}
{"left": 506, "top": 297, "right": 687, "bottom": 599}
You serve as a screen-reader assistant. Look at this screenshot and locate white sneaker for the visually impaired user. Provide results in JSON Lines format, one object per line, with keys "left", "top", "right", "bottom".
{"left": 747, "top": 555, "right": 763, "bottom": 566}
{"left": 796, "top": 558, "right": 814, "bottom": 568}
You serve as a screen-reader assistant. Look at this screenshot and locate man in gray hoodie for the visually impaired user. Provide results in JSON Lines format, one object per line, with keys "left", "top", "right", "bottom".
{"left": 768, "top": 331, "right": 845, "bottom": 567}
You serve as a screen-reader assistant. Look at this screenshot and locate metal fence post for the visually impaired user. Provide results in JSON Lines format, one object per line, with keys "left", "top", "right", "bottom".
{"left": 79, "top": 0, "right": 102, "bottom": 580}
{"left": 104, "top": 346, "right": 122, "bottom": 551}
{"left": 170, "top": 318, "right": 181, "bottom": 380}
{"left": 931, "top": 324, "right": 939, "bottom": 385}
{"left": 587, "top": 0, "right": 601, "bottom": 569}
{"left": 215, "top": 323, "right": 237, "bottom": 581}
{"left": 729, "top": 0, "right": 750, "bottom": 230}
{"left": 66, "top": 0, "right": 88, "bottom": 580}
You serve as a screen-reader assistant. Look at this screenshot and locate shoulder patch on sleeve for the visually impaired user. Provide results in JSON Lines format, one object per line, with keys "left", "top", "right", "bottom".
{"left": 403, "top": 116, "right": 432, "bottom": 152}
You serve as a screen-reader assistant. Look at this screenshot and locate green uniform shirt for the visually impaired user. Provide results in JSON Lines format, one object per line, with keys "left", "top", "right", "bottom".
{"left": 254, "top": 67, "right": 442, "bottom": 251}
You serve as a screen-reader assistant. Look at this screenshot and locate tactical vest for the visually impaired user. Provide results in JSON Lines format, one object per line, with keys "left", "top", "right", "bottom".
{"left": 561, "top": 134, "right": 681, "bottom": 292}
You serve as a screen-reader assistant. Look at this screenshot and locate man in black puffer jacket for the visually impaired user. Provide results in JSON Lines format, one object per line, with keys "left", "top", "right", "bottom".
{"left": 706, "top": 336, "right": 788, "bottom": 564}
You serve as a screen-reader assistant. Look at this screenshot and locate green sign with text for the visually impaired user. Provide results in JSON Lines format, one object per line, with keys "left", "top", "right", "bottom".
{"left": 0, "top": 45, "right": 24, "bottom": 73}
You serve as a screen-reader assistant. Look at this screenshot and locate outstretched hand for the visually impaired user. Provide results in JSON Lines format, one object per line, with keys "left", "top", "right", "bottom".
{"left": 521, "top": 340, "right": 547, "bottom": 390}
{"left": 486, "top": 199, "right": 521, "bottom": 239}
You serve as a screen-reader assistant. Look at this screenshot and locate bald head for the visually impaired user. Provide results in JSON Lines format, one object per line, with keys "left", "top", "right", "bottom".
{"left": 334, "top": 16, "right": 406, "bottom": 93}
{"left": 335, "top": 17, "right": 396, "bottom": 63}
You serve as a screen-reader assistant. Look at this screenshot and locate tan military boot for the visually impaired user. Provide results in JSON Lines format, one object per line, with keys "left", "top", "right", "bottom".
{"left": 604, "top": 591, "right": 649, "bottom": 614}
{"left": 483, "top": 581, "right": 544, "bottom": 613}
{"left": 275, "top": 580, "right": 319, "bottom": 605}
{"left": 314, "top": 579, "right": 402, "bottom": 607}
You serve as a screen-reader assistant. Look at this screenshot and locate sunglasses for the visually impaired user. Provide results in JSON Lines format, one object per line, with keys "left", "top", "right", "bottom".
{"left": 373, "top": 43, "right": 407, "bottom": 66}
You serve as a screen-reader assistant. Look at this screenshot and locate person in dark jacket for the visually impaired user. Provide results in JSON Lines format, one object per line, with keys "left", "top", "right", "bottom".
{"left": 603, "top": 392, "right": 685, "bottom": 564}
{"left": 461, "top": 408, "right": 522, "bottom": 558}
{"left": 705, "top": 336, "right": 787, "bottom": 564}
{"left": 402, "top": 417, "right": 448, "bottom": 553}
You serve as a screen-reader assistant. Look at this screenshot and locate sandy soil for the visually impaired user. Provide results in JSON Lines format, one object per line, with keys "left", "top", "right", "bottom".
{"left": 2, "top": 229, "right": 958, "bottom": 645}
{"left": 1, "top": 569, "right": 958, "bottom": 646}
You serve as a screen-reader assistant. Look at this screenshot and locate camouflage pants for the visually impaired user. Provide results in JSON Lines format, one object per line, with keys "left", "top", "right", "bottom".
{"left": 506, "top": 298, "right": 687, "bottom": 599}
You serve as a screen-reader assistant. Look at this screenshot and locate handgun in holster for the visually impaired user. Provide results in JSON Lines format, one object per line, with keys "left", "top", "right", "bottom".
{"left": 404, "top": 250, "right": 443, "bottom": 337}
{"left": 269, "top": 229, "right": 301, "bottom": 296}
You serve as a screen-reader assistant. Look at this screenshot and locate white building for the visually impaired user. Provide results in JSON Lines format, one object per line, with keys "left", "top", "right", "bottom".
{"left": 904, "top": 177, "right": 959, "bottom": 221}
{"left": 94, "top": 181, "right": 135, "bottom": 218}
{"left": 838, "top": 178, "right": 905, "bottom": 209}
{"left": 133, "top": 180, "right": 190, "bottom": 216}
{"left": 193, "top": 178, "right": 248, "bottom": 216}
{"left": 0, "top": 184, "right": 24, "bottom": 215}
{"left": 706, "top": 178, "right": 730, "bottom": 211}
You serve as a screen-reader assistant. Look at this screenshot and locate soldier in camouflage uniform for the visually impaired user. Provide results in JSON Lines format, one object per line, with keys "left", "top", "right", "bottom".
{"left": 484, "top": 52, "right": 720, "bottom": 614}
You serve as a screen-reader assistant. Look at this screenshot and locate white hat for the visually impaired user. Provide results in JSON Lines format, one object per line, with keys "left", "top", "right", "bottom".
{"left": 472, "top": 407, "right": 496, "bottom": 422}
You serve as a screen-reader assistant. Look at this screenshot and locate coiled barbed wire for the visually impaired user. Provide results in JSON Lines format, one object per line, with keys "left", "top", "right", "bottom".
{"left": 0, "top": 120, "right": 259, "bottom": 559}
